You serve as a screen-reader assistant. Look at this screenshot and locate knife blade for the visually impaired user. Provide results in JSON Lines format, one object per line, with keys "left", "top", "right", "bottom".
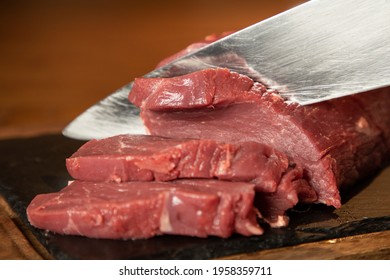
{"left": 63, "top": 0, "right": 390, "bottom": 140}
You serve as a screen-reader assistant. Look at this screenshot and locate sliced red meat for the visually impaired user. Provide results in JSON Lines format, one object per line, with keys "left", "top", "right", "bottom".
{"left": 26, "top": 179, "right": 262, "bottom": 239}
{"left": 129, "top": 68, "right": 390, "bottom": 209}
{"left": 256, "top": 168, "right": 315, "bottom": 227}
{"left": 66, "top": 134, "right": 290, "bottom": 193}
{"left": 66, "top": 134, "right": 317, "bottom": 226}
{"left": 130, "top": 67, "right": 263, "bottom": 111}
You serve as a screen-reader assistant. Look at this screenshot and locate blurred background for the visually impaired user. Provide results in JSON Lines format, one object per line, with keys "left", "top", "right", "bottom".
{"left": 0, "top": 0, "right": 306, "bottom": 139}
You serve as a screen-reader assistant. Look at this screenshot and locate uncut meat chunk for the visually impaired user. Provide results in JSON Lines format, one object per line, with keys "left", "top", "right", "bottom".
{"left": 129, "top": 68, "right": 390, "bottom": 208}
{"left": 26, "top": 179, "right": 262, "bottom": 239}
{"left": 350, "top": 88, "right": 390, "bottom": 154}
{"left": 67, "top": 134, "right": 291, "bottom": 193}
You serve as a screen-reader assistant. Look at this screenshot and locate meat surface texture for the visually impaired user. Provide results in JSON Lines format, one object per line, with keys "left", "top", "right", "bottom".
{"left": 67, "top": 134, "right": 289, "bottom": 192}
{"left": 66, "top": 134, "right": 317, "bottom": 226}
{"left": 129, "top": 68, "right": 390, "bottom": 209}
{"left": 26, "top": 179, "right": 262, "bottom": 239}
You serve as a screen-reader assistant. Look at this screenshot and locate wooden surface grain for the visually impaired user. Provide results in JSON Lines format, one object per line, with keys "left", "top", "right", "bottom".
{"left": 0, "top": 196, "right": 50, "bottom": 260}
{"left": 219, "top": 230, "right": 390, "bottom": 260}
{"left": 0, "top": 0, "right": 389, "bottom": 260}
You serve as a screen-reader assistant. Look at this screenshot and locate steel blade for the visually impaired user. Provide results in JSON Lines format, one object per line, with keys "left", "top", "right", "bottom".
{"left": 63, "top": 0, "right": 390, "bottom": 140}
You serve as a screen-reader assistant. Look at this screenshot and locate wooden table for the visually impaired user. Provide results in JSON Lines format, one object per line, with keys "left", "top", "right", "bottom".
{"left": 1, "top": 0, "right": 389, "bottom": 260}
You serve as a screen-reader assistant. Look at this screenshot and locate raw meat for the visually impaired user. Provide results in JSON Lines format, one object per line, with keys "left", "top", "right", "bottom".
{"left": 66, "top": 134, "right": 317, "bottom": 226}
{"left": 129, "top": 68, "right": 390, "bottom": 209}
{"left": 26, "top": 179, "right": 262, "bottom": 239}
{"left": 67, "top": 134, "right": 289, "bottom": 193}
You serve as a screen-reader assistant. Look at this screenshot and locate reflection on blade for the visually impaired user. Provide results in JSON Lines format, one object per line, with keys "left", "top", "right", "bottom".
{"left": 62, "top": 84, "right": 146, "bottom": 140}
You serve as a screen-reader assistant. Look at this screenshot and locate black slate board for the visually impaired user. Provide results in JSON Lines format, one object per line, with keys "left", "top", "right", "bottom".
{"left": 1, "top": 134, "right": 389, "bottom": 259}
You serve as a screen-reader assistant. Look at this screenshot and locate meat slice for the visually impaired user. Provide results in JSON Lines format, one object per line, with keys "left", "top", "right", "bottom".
{"left": 256, "top": 168, "right": 314, "bottom": 227}
{"left": 67, "top": 134, "right": 290, "bottom": 193}
{"left": 130, "top": 67, "right": 262, "bottom": 111}
{"left": 129, "top": 68, "right": 390, "bottom": 208}
{"left": 66, "top": 134, "right": 316, "bottom": 226}
{"left": 26, "top": 179, "right": 262, "bottom": 239}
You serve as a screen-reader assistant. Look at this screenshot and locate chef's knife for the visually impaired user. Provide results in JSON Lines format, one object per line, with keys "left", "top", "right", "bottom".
{"left": 63, "top": 0, "right": 390, "bottom": 140}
